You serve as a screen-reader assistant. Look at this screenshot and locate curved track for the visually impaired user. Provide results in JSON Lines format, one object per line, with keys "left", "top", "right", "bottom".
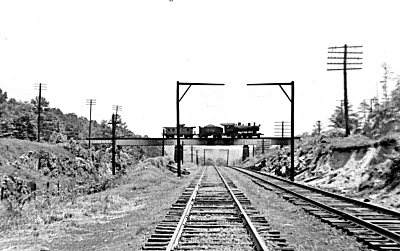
{"left": 231, "top": 166, "right": 400, "bottom": 250}
{"left": 142, "top": 166, "right": 293, "bottom": 251}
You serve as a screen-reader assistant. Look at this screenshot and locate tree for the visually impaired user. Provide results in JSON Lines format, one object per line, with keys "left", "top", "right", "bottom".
{"left": 329, "top": 103, "right": 359, "bottom": 131}
{"left": 311, "top": 121, "right": 323, "bottom": 136}
{"left": 31, "top": 96, "right": 49, "bottom": 111}
{"left": 381, "top": 63, "right": 393, "bottom": 106}
{"left": 358, "top": 100, "right": 370, "bottom": 124}
{"left": 0, "top": 89, "right": 8, "bottom": 103}
{"left": 391, "top": 75, "right": 400, "bottom": 110}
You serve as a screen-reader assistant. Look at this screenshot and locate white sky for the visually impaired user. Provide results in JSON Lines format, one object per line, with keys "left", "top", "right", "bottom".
{"left": 1, "top": 0, "right": 400, "bottom": 137}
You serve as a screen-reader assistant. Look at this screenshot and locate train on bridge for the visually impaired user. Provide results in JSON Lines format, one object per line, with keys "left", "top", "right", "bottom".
{"left": 163, "top": 122, "right": 263, "bottom": 139}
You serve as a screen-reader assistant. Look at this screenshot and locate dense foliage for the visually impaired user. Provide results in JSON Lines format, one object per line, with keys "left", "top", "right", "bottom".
{"left": 0, "top": 90, "right": 162, "bottom": 165}
{"left": 327, "top": 63, "right": 400, "bottom": 138}
{"left": 0, "top": 90, "right": 150, "bottom": 141}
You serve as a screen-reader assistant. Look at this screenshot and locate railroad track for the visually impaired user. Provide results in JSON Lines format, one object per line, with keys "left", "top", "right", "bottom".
{"left": 231, "top": 166, "right": 400, "bottom": 250}
{"left": 142, "top": 165, "right": 293, "bottom": 251}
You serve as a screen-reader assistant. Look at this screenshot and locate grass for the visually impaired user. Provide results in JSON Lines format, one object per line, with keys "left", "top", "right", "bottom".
{"left": 0, "top": 160, "right": 203, "bottom": 250}
{"left": 0, "top": 138, "right": 73, "bottom": 167}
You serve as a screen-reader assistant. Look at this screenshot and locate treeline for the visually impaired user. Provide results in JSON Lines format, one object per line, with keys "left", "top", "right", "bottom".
{"left": 0, "top": 89, "right": 141, "bottom": 142}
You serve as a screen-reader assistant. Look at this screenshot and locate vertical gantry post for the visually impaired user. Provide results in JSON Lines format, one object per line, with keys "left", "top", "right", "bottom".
{"left": 176, "top": 81, "right": 181, "bottom": 176}
{"left": 247, "top": 81, "right": 295, "bottom": 181}
{"left": 291, "top": 81, "right": 295, "bottom": 181}
{"left": 176, "top": 82, "right": 224, "bottom": 176}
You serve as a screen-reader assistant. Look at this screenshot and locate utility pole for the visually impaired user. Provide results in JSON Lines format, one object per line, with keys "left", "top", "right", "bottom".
{"left": 86, "top": 99, "right": 96, "bottom": 149}
{"left": 162, "top": 129, "right": 165, "bottom": 156}
{"left": 203, "top": 148, "right": 206, "bottom": 166}
{"left": 191, "top": 145, "right": 193, "bottom": 162}
{"left": 34, "top": 83, "right": 47, "bottom": 142}
{"left": 274, "top": 121, "right": 290, "bottom": 138}
{"left": 110, "top": 105, "right": 122, "bottom": 175}
{"left": 366, "top": 98, "right": 377, "bottom": 112}
{"left": 328, "top": 44, "right": 363, "bottom": 137}
{"left": 317, "top": 120, "right": 321, "bottom": 135}
{"left": 274, "top": 121, "right": 290, "bottom": 149}
{"left": 337, "top": 99, "right": 344, "bottom": 114}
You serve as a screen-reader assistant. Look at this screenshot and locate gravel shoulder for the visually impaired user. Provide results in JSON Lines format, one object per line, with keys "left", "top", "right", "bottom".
{"left": 219, "top": 166, "right": 373, "bottom": 251}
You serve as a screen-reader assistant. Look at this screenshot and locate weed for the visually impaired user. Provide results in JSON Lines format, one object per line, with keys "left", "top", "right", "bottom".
{"left": 135, "top": 225, "right": 146, "bottom": 235}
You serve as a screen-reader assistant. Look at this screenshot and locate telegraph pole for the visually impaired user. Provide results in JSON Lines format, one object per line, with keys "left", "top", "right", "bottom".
{"left": 366, "top": 98, "right": 377, "bottom": 112}
{"left": 337, "top": 99, "right": 344, "bottom": 114}
{"left": 162, "top": 129, "right": 165, "bottom": 156}
{"left": 34, "top": 83, "right": 47, "bottom": 142}
{"left": 110, "top": 105, "right": 122, "bottom": 175}
{"left": 317, "top": 121, "right": 321, "bottom": 135}
{"left": 203, "top": 148, "right": 206, "bottom": 166}
{"left": 226, "top": 149, "right": 229, "bottom": 166}
{"left": 274, "top": 121, "right": 290, "bottom": 138}
{"left": 191, "top": 145, "right": 193, "bottom": 162}
{"left": 328, "top": 44, "right": 363, "bottom": 136}
{"left": 86, "top": 99, "right": 96, "bottom": 148}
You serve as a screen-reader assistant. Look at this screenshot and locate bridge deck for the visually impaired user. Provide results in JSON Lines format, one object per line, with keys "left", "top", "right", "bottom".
{"left": 86, "top": 137, "right": 299, "bottom": 146}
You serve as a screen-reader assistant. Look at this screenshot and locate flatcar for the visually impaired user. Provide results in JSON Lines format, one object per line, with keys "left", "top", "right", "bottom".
{"left": 221, "top": 122, "right": 262, "bottom": 138}
{"left": 198, "top": 125, "right": 223, "bottom": 138}
{"left": 163, "top": 125, "right": 195, "bottom": 139}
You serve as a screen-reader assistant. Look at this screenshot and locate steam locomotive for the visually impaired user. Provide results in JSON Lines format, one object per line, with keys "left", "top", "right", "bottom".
{"left": 163, "top": 122, "right": 262, "bottom": 139}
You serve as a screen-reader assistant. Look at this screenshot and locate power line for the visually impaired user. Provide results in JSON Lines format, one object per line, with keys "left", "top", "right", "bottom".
{"left": 34, "top": 83, "right": 47, "bottom": 142}
{"left": 327, "top": 44, "right": 363, "bottom": 137}
{"left": 86, "top": 99, "right": 97, "bottom": 148}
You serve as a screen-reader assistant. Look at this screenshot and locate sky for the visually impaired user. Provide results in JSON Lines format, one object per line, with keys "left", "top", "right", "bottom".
{"left": 1, "top": 0, "right": 400, "bottom": 138}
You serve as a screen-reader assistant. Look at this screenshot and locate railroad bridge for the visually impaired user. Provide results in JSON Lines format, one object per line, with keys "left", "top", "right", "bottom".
{"left": 86, "top": 136, "right": 299, "bottom": 163}
{"left": 87, "top": 137, "right": 297, "bottom": 147}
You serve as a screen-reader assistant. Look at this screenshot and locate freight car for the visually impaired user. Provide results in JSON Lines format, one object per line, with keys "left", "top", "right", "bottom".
{"left": 163, "top": 125, "right": 195, "bottom": 139}
{"left": 198, "top": 125, "right": 223, "bottom": 138}
{"left": 221, "top": 122, "right": 262, "bottom": 138}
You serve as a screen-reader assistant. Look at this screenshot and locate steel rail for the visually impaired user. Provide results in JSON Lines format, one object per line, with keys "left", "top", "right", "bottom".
{"left": 231, "top": 166, "right": 400, "bottom": 244}
{"left": 234, "top": 166, "right": 400, "bottom": 217}
{"left": 165, "top": 167, "right": 207, "bottom": 251}
{"left": 215, "top": 166, "right": 269, "bottom": 251}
